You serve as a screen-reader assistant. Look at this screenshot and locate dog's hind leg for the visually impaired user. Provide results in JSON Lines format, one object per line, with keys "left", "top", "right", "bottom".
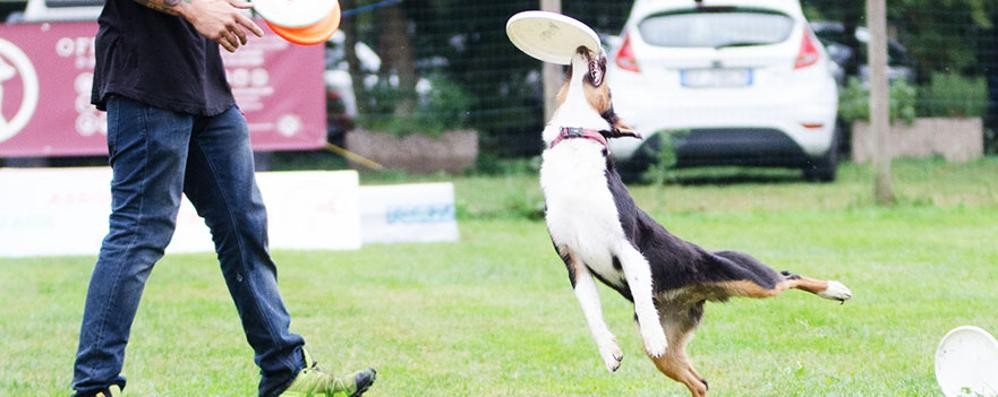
{"left": 709, "top": 251, "right": 852, "bottom": 303}
{"left": 779, "top": 271, "right": 853, "bottom": 302}
{"left": 648, "top": 302, "right": 708, "bottom": 397}
{"left": 616, "top": 242, "right": 668, "bottom": 357}
{"left": 556, "top": 246, "right": 624, "bottom": 372}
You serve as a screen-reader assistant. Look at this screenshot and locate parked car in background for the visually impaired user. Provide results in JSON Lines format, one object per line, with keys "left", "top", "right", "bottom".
{"left": 811, "top": 21, "right": 914, "bottom": 86}
{"left": 606, "top": 0, "right": 841, "bottom": 181}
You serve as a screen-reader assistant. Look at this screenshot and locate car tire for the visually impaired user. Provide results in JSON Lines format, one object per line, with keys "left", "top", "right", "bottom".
{"left": 802, "top": 128, "right": 839, "bottom": 182}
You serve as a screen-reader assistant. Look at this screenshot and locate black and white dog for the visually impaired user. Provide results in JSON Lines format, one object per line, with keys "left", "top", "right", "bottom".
{"left": 540, "top": 47, "right": 852, "bottom": 397}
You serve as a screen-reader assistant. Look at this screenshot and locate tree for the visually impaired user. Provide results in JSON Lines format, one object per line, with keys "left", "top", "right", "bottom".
{"left": 867, "top": 0, "right": 896, "bottom": 204}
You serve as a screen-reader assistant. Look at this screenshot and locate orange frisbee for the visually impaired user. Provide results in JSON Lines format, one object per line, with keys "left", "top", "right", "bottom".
{"left": 265, "top": 1, "right": 341, "bottom": 46}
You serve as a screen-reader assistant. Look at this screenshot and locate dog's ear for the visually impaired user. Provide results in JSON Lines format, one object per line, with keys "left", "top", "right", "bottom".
{"left": 600, "top": 108, "right": 642, "bottom": 139}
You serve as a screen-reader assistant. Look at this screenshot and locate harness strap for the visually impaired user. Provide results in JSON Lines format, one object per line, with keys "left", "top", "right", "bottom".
{"left": 549, "top": 127, "right": 609, "bottom": 150}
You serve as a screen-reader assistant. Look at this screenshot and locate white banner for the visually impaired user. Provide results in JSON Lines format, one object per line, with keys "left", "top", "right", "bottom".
{"left": 359, "top": 182, "right": 459, "bottom": 244}
{"left": 0, "top": 168, "right": 361, "bottom": 257}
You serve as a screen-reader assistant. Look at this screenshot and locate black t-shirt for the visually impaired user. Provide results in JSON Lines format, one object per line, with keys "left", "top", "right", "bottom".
{"left": 91, "top": 0, "right": 234, "bottom": 116}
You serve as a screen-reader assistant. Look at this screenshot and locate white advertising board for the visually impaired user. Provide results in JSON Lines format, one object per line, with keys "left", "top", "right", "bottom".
{"left": 0, "top": 167, "right": 361, "bottom": 257}
{"left": 359, "top": 182, "right": 459, "bottom": 244}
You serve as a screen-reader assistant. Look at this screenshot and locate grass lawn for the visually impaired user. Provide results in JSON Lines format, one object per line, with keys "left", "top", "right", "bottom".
{"left": 1, "top": 158, "right": 996, "bottom": 396}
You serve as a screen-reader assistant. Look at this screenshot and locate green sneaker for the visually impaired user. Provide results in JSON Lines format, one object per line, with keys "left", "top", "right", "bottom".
{"left": 279, "top": 350, "right": 376, "bottom": 397}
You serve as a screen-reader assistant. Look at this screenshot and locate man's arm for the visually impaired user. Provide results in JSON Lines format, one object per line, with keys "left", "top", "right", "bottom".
{"left": 131, "top": 0, "right": 264, "bottom": 53}
{"left": 132, "top": 0, "right": 185, "bottom": 16}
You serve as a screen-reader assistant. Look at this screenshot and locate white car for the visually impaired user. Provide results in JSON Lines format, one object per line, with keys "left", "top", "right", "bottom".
{"left": 606, "top": 0, "right": 840, "bottom": 181}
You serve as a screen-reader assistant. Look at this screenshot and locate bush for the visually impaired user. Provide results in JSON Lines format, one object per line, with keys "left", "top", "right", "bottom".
{"left": 838, "top": 77, "right": 917, "bottom": 125}
{"left": 360, "top": 75, "right": 474, "bottom": 137}
{"left": 640, "top": 129, "right": 687, "bottom": 186}
{"left": 915, "top": 73, "right": 987, "bottom": 118}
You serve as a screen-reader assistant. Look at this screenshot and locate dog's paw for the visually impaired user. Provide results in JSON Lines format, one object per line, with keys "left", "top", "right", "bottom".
{"left": 599, "top": 341, "right": 623, "bottom": 372}
{"left": 818, "top": 280, "right": 853, "bottom": 302}
{"left": 641, "top": 326, "right": 668, "bottom": 357}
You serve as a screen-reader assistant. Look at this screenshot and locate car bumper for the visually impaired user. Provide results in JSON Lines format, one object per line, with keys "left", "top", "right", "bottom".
{"left": 618, "top": 128, "right": 825, "bottom": 170}
{"left": 607, "top": 73, "right": 838, "bottom": 160}
{"left": 674, "top": 128, "right": 820, "bottom": 167}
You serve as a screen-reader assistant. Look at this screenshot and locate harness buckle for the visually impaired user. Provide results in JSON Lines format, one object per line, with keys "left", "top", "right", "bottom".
{"left": 563, "top": 127, "right": 584, "bottom": 137}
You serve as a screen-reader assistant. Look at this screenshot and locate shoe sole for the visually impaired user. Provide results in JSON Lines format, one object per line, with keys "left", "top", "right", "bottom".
{"left": 351, "top": 368, "right": 377, "bottom": 397}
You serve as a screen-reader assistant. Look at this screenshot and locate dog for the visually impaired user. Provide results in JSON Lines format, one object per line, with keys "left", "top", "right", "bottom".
{"left": 539, "top": 46, "right": 853, "bottom": 397}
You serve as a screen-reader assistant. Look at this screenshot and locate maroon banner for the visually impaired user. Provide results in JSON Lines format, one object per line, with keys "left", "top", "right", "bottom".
{"left": 0, "top": 22, "right": 326, "bottom": 157}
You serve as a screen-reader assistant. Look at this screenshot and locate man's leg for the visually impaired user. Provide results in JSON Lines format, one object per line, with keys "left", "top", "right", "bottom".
{"left": 181, "top": 106, "right": 305, "bottom": 396}
{"left": 72, "top": 97, "right": 194, "bottom": 395}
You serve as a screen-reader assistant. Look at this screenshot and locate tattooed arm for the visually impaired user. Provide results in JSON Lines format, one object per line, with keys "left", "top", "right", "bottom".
{"left": 131, "top": 0, "right": 264, "bottom": 52}
{"left": 132, "top": 0, "right": 185, "bottom": 16}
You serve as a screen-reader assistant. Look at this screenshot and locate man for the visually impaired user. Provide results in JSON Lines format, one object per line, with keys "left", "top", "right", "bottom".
{"left": 71, "top": 0, "right": 376, "bottom": 396}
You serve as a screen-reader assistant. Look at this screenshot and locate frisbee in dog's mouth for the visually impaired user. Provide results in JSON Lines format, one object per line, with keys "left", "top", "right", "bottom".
{"left": 506, "top": 11, "right": 601, "bottom": 65}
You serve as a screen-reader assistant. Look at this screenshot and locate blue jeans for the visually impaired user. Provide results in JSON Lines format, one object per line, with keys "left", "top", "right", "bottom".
{"left": 72, "top": 97, "right": 304, "bottom": 397}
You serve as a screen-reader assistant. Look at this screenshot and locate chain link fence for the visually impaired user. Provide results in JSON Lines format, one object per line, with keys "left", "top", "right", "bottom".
{"left": 330, "top": 0, "right": 997, "bottom": 160}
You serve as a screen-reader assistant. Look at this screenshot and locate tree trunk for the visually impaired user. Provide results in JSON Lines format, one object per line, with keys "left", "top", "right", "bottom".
{"left": 340, "top": 0, "right": 369, "bottom": 115}
{"left": 867, "top": 0, "right": 896, "bottom": 204}
{"left": 541, "top": 0, "right": 562, "bottom": 122}
{"left": 378, "top": 4, "right": 417, "bottom": 117}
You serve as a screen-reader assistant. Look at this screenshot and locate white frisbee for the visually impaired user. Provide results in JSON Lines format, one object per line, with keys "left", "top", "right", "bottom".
{"left": 935, "top": 326, "right": 998, "bottom": 397}
{"left": 253, "top": 0, "right": 338, "bottom": 28}
{"left": 506, "top": 11, "right": 601, "bottom": 65}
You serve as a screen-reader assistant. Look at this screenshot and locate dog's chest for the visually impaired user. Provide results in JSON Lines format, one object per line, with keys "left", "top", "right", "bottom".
{"left": 541, "top": 143, "right": 626, "bottom": 286}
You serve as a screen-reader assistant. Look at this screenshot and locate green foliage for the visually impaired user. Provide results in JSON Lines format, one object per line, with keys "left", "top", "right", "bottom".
{"left": 359, "top": 75, "right": 474, "bottom": 137}
{"left": 640, "top": 130, "right": 686, "bottom": 186}
{"left": 802, "top": 0, "right": 996, "bottom": 75}
{"left": 915, "top": 73, "right": 988, "bottom": 118}
{"left": 838, "top": 77, "right": 917, "bottom": 125}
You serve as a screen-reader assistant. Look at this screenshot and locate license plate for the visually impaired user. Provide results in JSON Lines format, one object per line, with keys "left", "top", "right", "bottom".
{"left": 680, "top": 68, "right": 753, "bottom": 88}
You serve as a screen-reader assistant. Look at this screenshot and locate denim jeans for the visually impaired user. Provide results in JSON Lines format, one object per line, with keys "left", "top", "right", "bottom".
{"left": 72, "top": 97, "right": 304, "bottom": 396}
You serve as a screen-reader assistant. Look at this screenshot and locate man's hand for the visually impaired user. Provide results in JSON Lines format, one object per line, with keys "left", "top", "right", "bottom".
{"left": 134, "top": 0, "right": 264, "bottom": 52}
{"left": 178, "top": 0, "right": 264, "bottom": 52}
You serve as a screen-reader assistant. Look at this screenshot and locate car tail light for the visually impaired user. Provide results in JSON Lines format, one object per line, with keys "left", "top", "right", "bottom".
{"left": 794, "top": 29, "right": 820, "bottom": 69}
{"left": 615, "top": 33, "right": 641, "bottom": 73}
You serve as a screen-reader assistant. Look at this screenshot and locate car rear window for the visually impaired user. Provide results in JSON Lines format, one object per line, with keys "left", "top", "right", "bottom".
{"left": 638, "top": 8, "right": 795, "bottom": 48}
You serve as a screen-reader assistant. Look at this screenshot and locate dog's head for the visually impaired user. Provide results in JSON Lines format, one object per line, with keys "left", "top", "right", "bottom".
{"left": 555, "top": 46, "right": 640, "bottom": 140}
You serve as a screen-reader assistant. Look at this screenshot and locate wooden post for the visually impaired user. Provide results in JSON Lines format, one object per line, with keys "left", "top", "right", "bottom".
{"left": 541, "top": 0, "right": 562, "bottom": 122}
{"left": 867, "top": 0, "right": 895, "bottom": 204}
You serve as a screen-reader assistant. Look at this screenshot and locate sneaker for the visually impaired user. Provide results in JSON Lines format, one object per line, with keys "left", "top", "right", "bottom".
{"left": 86, "top": 384, "right": 121, "bottom": 397}
{"left": 279, "top": 350, "right": 376, "bottom": 397}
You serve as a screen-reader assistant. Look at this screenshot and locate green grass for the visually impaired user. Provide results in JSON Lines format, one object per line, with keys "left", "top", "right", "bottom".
{"left": 1, "top": 158, "right": 997, "bottom": 396}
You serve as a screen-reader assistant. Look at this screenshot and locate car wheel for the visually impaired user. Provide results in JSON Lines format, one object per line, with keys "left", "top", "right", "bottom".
{"left": 803, "top": 129, "right": 840, "bottom": 182}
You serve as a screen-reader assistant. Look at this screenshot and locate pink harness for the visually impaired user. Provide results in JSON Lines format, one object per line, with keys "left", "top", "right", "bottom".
{"left": 549, "top": 127, "right": 609, "bottom": 150}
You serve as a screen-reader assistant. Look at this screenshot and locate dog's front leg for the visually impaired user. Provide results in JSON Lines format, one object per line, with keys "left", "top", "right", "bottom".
{"left": 616, "top": 242, "right": 668, "bottom": 357}
{"left": 573, "top": 267, "right": 625, "bottom": 372}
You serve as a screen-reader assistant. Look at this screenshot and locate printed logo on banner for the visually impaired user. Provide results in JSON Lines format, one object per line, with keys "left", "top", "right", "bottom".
{"left": 386, "top": 203, "right": 455, "bottom": 224}
{"left": 0, "top": 38, "right": 39, "bottom": 144}
{"left": 54, "top": 35, "right": 106, "bottom": 138}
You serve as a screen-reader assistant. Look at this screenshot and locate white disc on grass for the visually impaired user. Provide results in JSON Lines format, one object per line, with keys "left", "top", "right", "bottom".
{"left": 935, "top": 326, "right": 998, "bottom": 397}
{"left": 253, "top": 0, "right": 337, "bottom": 28}
{"left": 506, "top": 11, "right": 601, "bottom": 65}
